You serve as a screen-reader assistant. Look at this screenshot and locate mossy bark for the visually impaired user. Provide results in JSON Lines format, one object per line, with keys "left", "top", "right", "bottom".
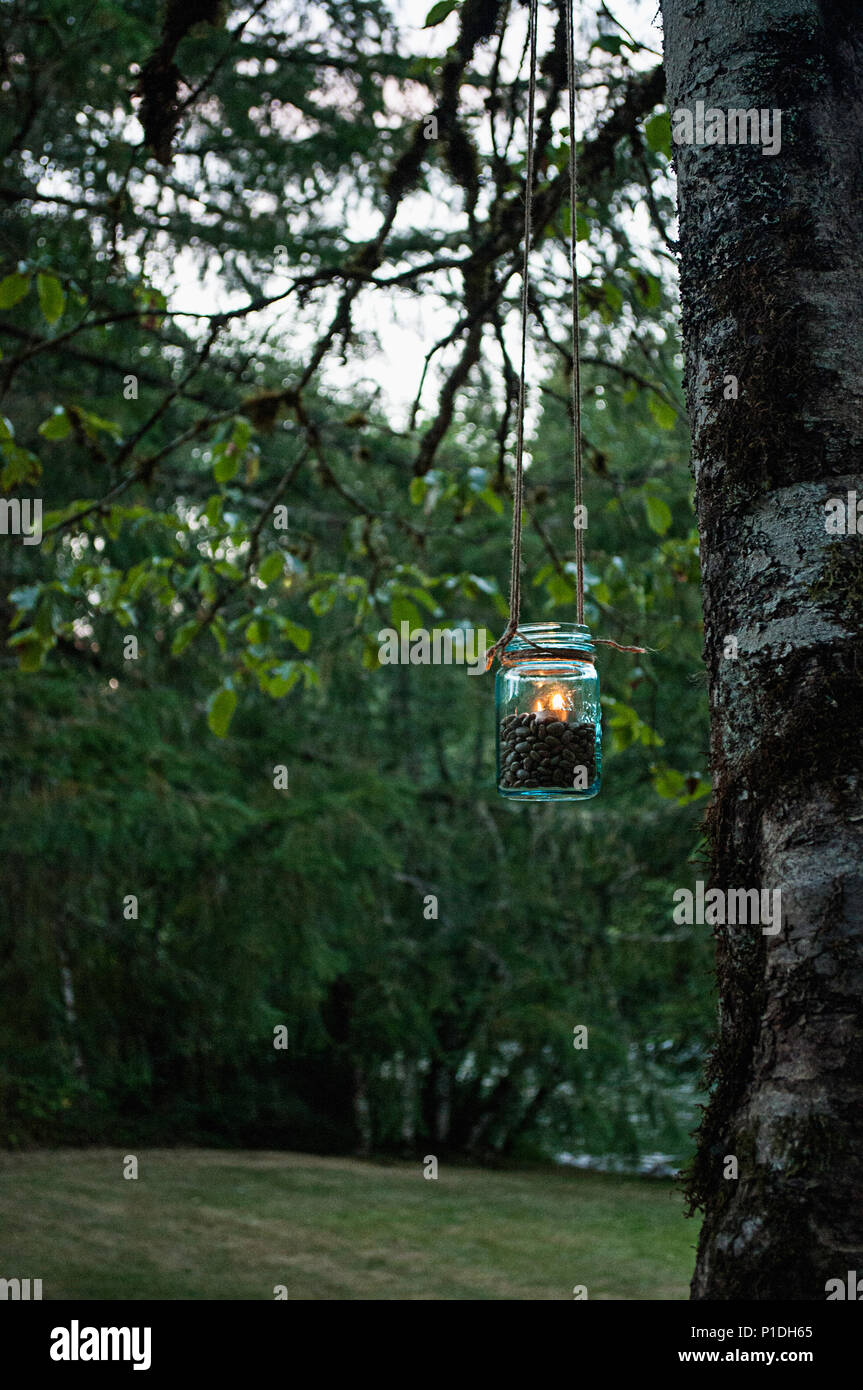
{"left": 660, "top": 0, "right": 863, "bottom": 1298}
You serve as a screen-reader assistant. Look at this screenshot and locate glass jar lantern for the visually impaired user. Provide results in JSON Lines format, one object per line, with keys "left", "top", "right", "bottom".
{"left": 496, "top": 623, "right": 601, "bottom": 801}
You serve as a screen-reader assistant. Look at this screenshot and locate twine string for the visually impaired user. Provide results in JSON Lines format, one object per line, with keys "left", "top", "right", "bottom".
{"left": 505, "top": 0, "right": 540, "bottom": 643}
{"left": 565, "top": 0, "right": 585, "bottom": 627}
{"left": 484, "top": 0, "right": 646, "bottom": 672}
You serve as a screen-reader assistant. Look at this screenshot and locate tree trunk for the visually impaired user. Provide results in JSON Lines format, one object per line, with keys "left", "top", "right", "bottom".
{"left": 54, "top": 921, "right": 88, "bottom": 1087}
{"left": 660, "top": 0, "right": 863, "bottom": 1298}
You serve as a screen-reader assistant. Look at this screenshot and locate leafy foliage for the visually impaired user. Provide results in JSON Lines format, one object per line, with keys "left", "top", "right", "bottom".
{"left": 0, "top": 0, "right": 710, "bottom": 1162}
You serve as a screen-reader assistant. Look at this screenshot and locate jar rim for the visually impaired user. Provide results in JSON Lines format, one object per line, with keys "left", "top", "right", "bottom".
{"left": 502, "top": 622, "right": 595, "bottom": 661}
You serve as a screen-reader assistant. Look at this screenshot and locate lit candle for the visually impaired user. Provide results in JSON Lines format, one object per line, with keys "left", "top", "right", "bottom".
{"left": 533, "top": 689, "right": 570, "bottom": 722}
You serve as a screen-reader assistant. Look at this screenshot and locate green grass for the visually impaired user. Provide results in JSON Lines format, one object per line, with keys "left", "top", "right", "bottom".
{"left": 0, "top": 1149, "right": 698, "bottom": 1300}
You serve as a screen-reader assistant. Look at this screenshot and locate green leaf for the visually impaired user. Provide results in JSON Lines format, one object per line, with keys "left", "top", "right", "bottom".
{"left": 480, "top": 486, "right": 503, "bottom": 516}
{"left": 213, "top": 446, "right": 240, "bottom": 483}
{"left": 633, "top": 271, "right": 662, "bottom": 309}
{"left": 603, "top": 282, "right": 623, "bottom": 314}
{"left": 391, "top": 596, "right": 422, "bottom": 631}
{"left": 34, "top": 598, "right": 54, "bottom": 639}
{"left": 262, "top": 667, "right": 300, "bottom": 698}
{"left": 547, "top": 571, "right": 576, "bottom": 605}
{"left": 644, "top": 111, "right": 672, "bottom": 158}
{"left": 407, "top": 586, "right": 441, "bottom": 616}
{"left": 231, "top": 416, "right": 252, "bottom": 452}
{"left": 310, "top": 587, "right": 336, "bottom": 617}
{"left": 361, "top": 636, "right": 382, "bottom": 670}
{"left": 214, "top": 560, "right": 244, "bottom": 582}
{"left": 258, "top": 551, "right": 284, "bottom": 585}
{"left": 18, "top": 640, "right": 45, "bottom": 672}
{"left": 0, "top": 441, "right": 41, "bottom": 489}
{"left": 282, "top": 618, "right": 311, "bottom": 653}
{"left": 424, "top": 0, "right": 458, "bottom": 27}
{"left": 196, "top": 565, "right": 218, "bottom": 605}
{"left": 651, "top": 764, "right": 685, "bottom": 799}
{"left": 207, "top": 685, "right": 237, "bottom": 738}
{"left": 262, "top": 660, "right": 314, "bottom": 697}
{"left": 648, "top": 395, "right": 677, "bottom": 431}
{"left": 651, "top": 762, "right": 711, "bottom": 806}
{"left": 308, "top": 585, "right": 337, "bottom": 617}
{"left": 409, "top": 476, "right": 427, "bottom": 505}
{"left": 644, "top": 494, "right": 672, "bottom": 536}
{"left": 77, "top": 408, "right": 122, "bottom": 439}
{"left": 0, "top": 273, "right": 30, "bottom": 309}
{"left": 591, "top": 34, "right": 626, "bottom": 55}
{"left": 605, "top": 696, "right": 664, "bottom": 749}
{"left": 209, "top": 616, "right": 227, "bottom": 654}
{"left": 37, "top": 273, "right": 65, "bottom": 324}
{"left": 38, "top": 408, "right": 71, "bottom": 440}
{"left": 171, "top": 620, "right": 200, "bottom": 655}
{"left": 8, "top": 628, "right": 45, "bottom": 671}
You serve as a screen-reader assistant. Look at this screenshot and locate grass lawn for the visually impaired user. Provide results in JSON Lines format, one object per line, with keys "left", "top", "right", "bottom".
{"left": 0, "top": 1149, "right": 698, "bottom": 1300}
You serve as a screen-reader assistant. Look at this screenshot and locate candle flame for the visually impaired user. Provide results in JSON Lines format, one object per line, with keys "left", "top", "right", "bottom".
{"left": 533, "top": 691, "right": 568, "bottom": 714}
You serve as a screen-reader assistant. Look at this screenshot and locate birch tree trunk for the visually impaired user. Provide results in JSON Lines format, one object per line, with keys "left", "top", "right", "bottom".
{"left": 660, "top": 0, "right": 863, "bottom": 1299}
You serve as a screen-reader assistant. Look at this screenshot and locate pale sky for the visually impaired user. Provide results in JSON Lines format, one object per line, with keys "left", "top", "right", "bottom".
{"left": 161, "top": 0, "right": 668, "bottom": 419}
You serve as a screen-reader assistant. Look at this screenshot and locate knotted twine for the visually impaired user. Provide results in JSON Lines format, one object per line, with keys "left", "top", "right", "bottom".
{"left": 484, "top": 0, "right": 646, "bottom": 670}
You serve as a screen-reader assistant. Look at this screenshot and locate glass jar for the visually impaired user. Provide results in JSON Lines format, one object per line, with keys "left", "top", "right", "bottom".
{"left": 495, "top": 623, "right": 601, "bottom": 801}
